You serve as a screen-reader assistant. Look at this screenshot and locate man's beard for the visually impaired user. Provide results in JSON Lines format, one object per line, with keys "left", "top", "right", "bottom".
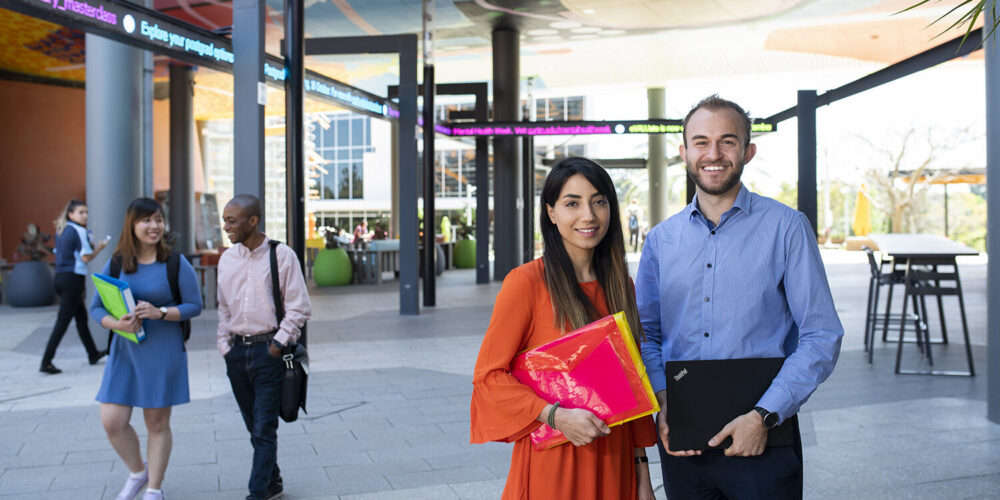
{"left": 686, "top": 160, "right": 744, "bottom": 196}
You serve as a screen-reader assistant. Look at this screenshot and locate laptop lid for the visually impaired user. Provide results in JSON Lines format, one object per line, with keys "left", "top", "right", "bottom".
{"left": 663, "top": 357, "right": 795, "bottom": 451}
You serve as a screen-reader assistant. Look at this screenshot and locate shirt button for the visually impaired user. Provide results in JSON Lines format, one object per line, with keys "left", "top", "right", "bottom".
{"left": 711, "top": 231, "right": 716, "bottom": 235}
{"left": 704, "top": 297, "right": 710, "bottom": 302}
{"left": 707, "top": 263, "right": 712, "bottom": 268}
{"left": 704, "top": 332, "right": 710, "bottom": 337}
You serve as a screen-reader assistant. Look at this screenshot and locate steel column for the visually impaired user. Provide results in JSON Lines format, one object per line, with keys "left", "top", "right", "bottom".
{"left": 233, "top": 0, "right": 266, "bottom": 225}
{"left": 169, "top": 64, "right": 195, "bottom": 255}
{"left": 422, "top": 66, "right": 436, "bottom": 306}
{"left": 797, "top": 90, "right": 818, "bottom": 233}
{"left": 285, "top": 0, "right": 305, "bottom": 271}
{"left": 647, "top": 88, "right": 669, "bottom": 222}
{"left": 491, "top": 27, "right": 522, "bottom": 280}
{"left": 522, "top": 136, "right": 535, "bottom": 263}
{"left": 85, "top": 34, "right": 143, "bottom": 272}
{"left": 985, "top": 2, "right": 1000, "bottom": 423}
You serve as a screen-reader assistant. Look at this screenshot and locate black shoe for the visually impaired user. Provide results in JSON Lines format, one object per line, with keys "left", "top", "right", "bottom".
{"left": 89, "top": 350, "right": 108, "bottom": 365}
{"left": 265, "top": 478, "right": 283, "bottom": 500}
{"left": 40, "top": 364, "right": 62, "bottom": 374}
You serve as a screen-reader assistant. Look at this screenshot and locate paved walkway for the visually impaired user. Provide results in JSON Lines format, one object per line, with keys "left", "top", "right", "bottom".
{"left": 0, "top": 250, "right": 996, "bottom": 499}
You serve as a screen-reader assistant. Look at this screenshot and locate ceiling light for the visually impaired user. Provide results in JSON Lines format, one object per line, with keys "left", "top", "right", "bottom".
{"left": 527, "top": 28, "right": 559, "bottom": 36}
{"left": 571, "top": 27, "right": 601, "bottom": 34}
{"left": 550, "top": 21, "right": 582, "bottom": 29}
{"left": 583, "top": 9, "right": 595, "bottom": 14}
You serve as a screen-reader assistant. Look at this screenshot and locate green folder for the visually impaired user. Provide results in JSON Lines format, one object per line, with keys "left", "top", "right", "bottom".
{"left": 92, "top": 273, "right": 146, "bottom": 343}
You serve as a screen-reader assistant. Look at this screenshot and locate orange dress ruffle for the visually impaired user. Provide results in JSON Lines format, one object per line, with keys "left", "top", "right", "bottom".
{"left": 471, "top": 259, "right": 657, "bottom": 500}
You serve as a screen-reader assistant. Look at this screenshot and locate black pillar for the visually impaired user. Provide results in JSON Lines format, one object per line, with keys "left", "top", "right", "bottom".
{"left": 233, "top": 0, "right": 266, "bottom": 225}
{"left": 284, "top": 0, "right": 305, "bottom": 271}
{"left": 423, "top": 66, "right": 436, "bottom": 306}
{"left": 797, "top": 90, "right": 818, "bottom": 233}
{"left": 169, "top": 64, "right": 195, "bottom": 255}
{"left": 474, "top": 88, "right": 490, "bottom": 284}
{"left": 491, "top": 27, "right": 522, "bottom": 280}
{"left": 522, "top": 136, "right": 534, "bottom": 263}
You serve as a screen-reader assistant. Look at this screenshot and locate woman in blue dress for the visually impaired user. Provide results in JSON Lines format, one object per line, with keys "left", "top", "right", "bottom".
{"left": 40, "top": 199, "right": 109, "bottom": 374}
{"left": 90, "top": 197, "right": 202, "bottom": 500}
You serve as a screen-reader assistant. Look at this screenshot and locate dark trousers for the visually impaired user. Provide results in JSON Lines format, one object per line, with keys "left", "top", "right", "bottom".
{"left": 657, "top": 420, "right": 803, "bottom": 500}
{"left": 42, "top": 273, "right": 99, "bottom": 366}
{"left": 630, "top": 229, "right": 640, "bottom": 251}
{"left": 225, "top": 342, "right": 284, "bottom": 497}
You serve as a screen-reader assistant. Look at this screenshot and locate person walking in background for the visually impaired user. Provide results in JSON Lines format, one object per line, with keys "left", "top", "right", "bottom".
{"left": 471, "top": 157, "right": 656, "bottom": 500}
{"left": 217, "top": 194, "right": 311, "bottom": 500}
{"left": 626, "top": 198, "right": 643, "bottom": 252}
{"left": 91, "top": 197, "right": 203, "bottom": 500}
{"left": 40, "top": 199, "right": 109, "bottom": 374}
{"left": 637, "top": 95, "right": 842, "bottom": 499}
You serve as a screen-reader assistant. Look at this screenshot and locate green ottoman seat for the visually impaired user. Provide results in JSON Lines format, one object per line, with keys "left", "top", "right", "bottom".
{"left": 454, "top": 238, "right": 476, "bottom": 269}
{"left": 313, "top": 248, "right": 352, "bottom": 286}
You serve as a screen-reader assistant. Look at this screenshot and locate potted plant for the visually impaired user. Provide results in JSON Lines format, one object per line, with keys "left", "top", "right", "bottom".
{"left": 8, "top": 222, "right": 56, "bottom": 307}
{"left": 830, "top": 232, "right": 846, "bottom": 245}
{"left": 453, "top": 211, "right": 477, "bottom": 269}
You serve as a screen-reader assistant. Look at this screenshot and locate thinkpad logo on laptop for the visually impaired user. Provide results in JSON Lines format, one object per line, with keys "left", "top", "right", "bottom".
{"left": 673, "top": 368, "right": 688, "bottom": 381}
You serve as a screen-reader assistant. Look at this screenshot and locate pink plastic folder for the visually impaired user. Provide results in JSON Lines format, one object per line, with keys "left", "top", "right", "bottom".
{"left": 511, "top": 312, "right": 660, "bottom": 450}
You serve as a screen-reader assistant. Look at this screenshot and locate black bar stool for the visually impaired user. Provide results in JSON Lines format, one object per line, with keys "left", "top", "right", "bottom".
{"left": 862, "top": 246, "right": 921, "bottom": 365}
{"left": 894, "top": 257, "right": 974, "bottom": 376}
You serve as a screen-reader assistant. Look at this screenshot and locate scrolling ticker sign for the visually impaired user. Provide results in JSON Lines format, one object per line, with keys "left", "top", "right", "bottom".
{"left": 3, "top": 0, "right": 392, "bottom": 119}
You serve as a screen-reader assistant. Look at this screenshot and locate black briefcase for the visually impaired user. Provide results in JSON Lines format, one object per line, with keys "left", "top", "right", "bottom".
{"left": 279, "top": 343, "right": 308, "bottom": 423}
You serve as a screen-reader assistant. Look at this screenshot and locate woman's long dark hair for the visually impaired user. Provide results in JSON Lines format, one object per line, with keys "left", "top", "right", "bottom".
{"left": 539, "top": 157, "right": 643, "bottom": 342}
{"left": 113, "top": 197, "right": 171, "bottom": 273}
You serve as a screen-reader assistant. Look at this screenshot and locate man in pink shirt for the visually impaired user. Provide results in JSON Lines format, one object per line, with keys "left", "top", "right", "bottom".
{"left": 217, "top": 194, "right": 311, "bottom": 500}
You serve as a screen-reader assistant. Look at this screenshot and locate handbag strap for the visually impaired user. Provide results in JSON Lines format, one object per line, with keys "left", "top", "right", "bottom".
{"left": 269, "top": 240, "right": 285, "bottom": 325}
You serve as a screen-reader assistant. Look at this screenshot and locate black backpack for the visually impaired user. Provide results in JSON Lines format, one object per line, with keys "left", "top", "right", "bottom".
{"left": 629, "top": 213, "right": 639, "bottom": 230}
{"left": 106, "top": 252, "right": 192, "bottom": 352}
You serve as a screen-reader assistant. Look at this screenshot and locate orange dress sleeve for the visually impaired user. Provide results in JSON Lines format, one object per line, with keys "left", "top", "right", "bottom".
{"left": 470, "top": 267, "right": 549, "bottom": 444}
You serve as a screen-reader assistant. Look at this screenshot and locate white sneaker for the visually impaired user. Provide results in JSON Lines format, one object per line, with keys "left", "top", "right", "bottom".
{"left": 142, "top": 489, "right": 165, "bottom": 500}
{"left": 115, "top": 465, "right": 148, "bottom": 500}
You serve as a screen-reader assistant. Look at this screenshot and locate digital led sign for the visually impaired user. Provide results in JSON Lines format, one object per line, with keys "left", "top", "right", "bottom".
{"left": 4, "top": 0, "right": 392, "bottom": 119}
{"left": 447, "top": 119, "right": 777, "bottom": 137}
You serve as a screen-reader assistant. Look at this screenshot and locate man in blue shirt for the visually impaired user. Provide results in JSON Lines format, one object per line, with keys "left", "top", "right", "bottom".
{"left": 637, "top": 95, "right": 843, "bottom": 498}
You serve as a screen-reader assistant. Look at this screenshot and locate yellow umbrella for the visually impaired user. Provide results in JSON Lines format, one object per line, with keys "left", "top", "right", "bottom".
{"left": 852, "top": 185, "right": 872, "bottom": 236}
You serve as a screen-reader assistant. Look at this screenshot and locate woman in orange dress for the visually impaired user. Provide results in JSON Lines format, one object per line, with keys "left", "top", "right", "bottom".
{"left": 471, "top": 157, "right": 657, "bottom": 500}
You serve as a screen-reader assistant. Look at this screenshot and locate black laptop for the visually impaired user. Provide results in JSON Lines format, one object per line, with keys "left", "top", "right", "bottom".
{"left": 663, "top": 357, "right": 795, "bottom": 451}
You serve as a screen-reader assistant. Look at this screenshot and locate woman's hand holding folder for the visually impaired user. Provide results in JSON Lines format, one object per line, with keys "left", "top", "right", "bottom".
{"left": 102, "top": 312, "right": 142, "bottom": 334}
{"left": 539, "top": 404, "right": 610, "bottom": 447}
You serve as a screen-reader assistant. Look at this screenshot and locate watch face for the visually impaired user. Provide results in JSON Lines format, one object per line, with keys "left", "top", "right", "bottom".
{"left": 764, "top": 412, "right": 779, "bottom": 428}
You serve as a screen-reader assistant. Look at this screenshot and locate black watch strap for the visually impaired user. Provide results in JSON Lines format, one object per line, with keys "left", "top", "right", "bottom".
{"left": 754, "top": 406, "right": 779, "bottom": 429}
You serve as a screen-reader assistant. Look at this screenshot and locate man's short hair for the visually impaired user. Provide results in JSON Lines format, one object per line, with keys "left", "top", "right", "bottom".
{"left": 229, "top": 194, "right": 263, "bottom": 220}
{"left": 682, "top": 95, "right": 752, "bottom": 147}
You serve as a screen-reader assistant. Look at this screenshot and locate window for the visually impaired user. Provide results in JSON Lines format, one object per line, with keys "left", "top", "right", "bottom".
{"left": 308, "top": 112, "right": 370, "bottom": 200}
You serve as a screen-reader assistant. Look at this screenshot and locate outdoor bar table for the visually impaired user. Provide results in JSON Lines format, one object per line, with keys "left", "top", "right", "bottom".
{"left": 867, "top": 233, "right": 978, "bottom": 376}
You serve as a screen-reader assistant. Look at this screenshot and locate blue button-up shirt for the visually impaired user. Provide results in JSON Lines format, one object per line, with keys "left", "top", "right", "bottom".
{"left": 637, "top": 185, "right": 843, "bottom": 423}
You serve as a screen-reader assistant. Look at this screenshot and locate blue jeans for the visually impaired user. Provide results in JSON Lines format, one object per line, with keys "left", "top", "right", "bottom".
{"left": 225, "top": 342, "right": 284, "bottom": 497}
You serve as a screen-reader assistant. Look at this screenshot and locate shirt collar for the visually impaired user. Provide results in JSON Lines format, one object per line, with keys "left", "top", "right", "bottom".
{"left": 235, "top": 234, "right": 270, "bottom": 258}
{"left": 687, "top": 184, "right": 753, "bottom": 220}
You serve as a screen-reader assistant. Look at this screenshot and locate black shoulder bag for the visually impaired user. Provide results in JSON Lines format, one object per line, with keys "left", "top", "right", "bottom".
{"left": 106, "top": 252, "right": 191, "bottom": 353}
{"left": 269, "top": 240, "right": 309, "bottom": 423}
